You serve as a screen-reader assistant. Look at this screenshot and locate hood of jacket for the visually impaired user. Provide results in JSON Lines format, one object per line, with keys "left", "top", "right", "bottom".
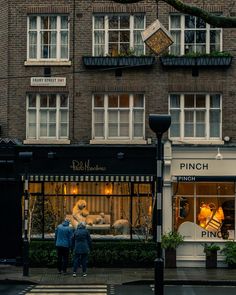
{"left": 62, "top": 220, "right": 70, "bottom": 226}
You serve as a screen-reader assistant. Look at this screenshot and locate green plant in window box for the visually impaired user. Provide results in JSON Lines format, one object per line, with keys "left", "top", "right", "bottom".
{"left": 221, "top": 241, "right": 236, "bottom": 268}
{"left": 161, "top": 230, "right": 184, "bottom": 268}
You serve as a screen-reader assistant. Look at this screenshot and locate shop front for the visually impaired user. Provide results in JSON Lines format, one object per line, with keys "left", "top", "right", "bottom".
{"left": 165, "top": 145, "right": 236, "bottom": 267}
{"left": 17, "top": 146, "right": 156, "bottom": 242}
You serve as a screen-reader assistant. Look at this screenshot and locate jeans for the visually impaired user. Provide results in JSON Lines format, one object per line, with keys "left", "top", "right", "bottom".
{"left": 73, "top": 253, "right": 88, "bottom": 273}
{"left": 56, "top": 246, "right": 69, "bottom": 273}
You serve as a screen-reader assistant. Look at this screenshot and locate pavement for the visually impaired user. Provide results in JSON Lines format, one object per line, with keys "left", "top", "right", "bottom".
{"left": 1, "top": 264, "right": 236, "bottom": 286}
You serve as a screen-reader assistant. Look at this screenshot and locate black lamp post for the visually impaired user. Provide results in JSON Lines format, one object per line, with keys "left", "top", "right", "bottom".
{"left": 149, "top": 114, "right": 171, "bottom": 295}
{"left": 19, "top": 151, "right": 33, "bottom": 277}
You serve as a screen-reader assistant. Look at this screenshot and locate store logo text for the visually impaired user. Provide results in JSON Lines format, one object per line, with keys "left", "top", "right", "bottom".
{"left": 180, "top": 163, "right": 209, "bottom": 170}
{"left": 70, "top": 160, "right": 106, "bottom": 172}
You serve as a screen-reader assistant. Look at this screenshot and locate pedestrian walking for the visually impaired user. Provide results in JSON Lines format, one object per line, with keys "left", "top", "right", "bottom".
{"left": 55, "top": 218, "right": 73, "bottom": 274}
{"left": 71, "top": 221, "right": 92, "bottom": 277}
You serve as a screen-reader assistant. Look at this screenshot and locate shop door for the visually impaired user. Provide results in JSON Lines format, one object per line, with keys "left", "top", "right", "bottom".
{"left": 0, "top": 182, "right": 21, "bottom": 262}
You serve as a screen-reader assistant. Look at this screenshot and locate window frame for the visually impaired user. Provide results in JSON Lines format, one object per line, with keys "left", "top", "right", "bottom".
{"left": 168, "top": 93, "right": 222, "bottom": 141}
{"left": 26, "top": 93, "right": 69, "bottom": 140}
{"left": 27, "top": 15, "right": 69, "bottom": 61}
{"left": 92, "top": 14, "right": 146, "bottom": 56}
{"left": 92, "top": 93, "right": 145, "bottom": 141}
{"left": 169, "top": 14, "right": 223, "bottom": 55}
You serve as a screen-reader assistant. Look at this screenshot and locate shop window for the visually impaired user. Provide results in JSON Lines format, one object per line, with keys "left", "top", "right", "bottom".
{"left": 26, "top": 182, "right": 153, "bottom": 240}
{"left": 173, "top": 182, "right": 235, "bottom": 240}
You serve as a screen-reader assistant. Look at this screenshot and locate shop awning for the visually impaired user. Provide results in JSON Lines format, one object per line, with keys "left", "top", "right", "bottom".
{"left": 21, "top": 174, "right": 154, "bottom": 182}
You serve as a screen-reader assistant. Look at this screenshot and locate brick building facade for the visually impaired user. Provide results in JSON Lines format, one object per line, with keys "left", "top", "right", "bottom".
{"left": 0, "top": 0, "right": 236, "bottom": 266}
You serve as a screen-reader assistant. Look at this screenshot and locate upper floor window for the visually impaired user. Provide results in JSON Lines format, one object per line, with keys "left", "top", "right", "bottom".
{"left": 93, "top": 14, "right": 145, "bottom": 56}
{"left": 169, "top": 93, "right": 221, "bottom": 141}
{"left": 169, "top": 14, "right": 222, "bottom": 55}
{"left": 27, "top": 15, "right": 69, "bottom": 60}
{"left": 26, "top": 93, "right": 69, "bottom": 140}
{"left": 92, "top": 93, "right": 145, "bottom": 140}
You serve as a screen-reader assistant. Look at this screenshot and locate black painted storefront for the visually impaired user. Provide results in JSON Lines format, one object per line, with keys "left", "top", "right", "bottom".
{"left": 1, "top": 144, "right": 156, "bottom": 262}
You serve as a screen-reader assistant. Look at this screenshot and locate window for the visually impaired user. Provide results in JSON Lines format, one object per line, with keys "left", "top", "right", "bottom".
{"left": 169, "top": 14, "right": 222, "bottom": 55}
{"left": 93, "top": 14, "right": 145, "bottom": 56}
{"left": 173, "top": 182, "right": 235, "bottom": 241}
{"left": 92, "top": 93, "right": 145, "bottom": 140}
{"left": 169, "top": 94, "right": 221, "bottom": 141}
{"left": 26, "top": 93, "right": 69, "bottom": 139}
{"left": 27, "top": 15, "right": 69, "bottom": 60}
{"left": 27, "top": 181, "right": 153, "bottom": 239}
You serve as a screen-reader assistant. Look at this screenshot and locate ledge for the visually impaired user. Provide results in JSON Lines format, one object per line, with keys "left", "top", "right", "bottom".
{"left": 82, "top": 56, "right": 156, "bottom": 68}
{"left": 24, "top": 60, "right": 72, "bottom": 66}
{"left": 160, "top": 56, "right": 233, "bottom": 67}
{"left": 23, "top": 139, "right": 71, "bottom": 145}
{"left": 90, "top": 139, "right": 147, "bottom": 145}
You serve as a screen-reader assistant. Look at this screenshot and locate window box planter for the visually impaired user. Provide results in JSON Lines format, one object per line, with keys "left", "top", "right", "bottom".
{"left": 82, "top": 56, "right": 156, "bottom": 68}
{"left": 160, "top": 56, "right": 196, "bottom": 67}
{"left": 160, "top": 56, "right": 233, "bottom": 67}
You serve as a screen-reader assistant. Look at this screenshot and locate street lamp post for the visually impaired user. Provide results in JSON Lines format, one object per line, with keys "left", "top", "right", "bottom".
{"left": 19, "top": 151, "right": 33, "bottom": 277}
{"left": 149, "top": 114, "right": 171, "bottom": 295}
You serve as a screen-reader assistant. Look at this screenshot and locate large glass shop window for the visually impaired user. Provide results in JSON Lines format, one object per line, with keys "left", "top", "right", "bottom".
{"left": 25, "top": 182, "right": 153, "bottom": 240}
{"left": 173, "top": 182, "right": 235, "bottom": 240}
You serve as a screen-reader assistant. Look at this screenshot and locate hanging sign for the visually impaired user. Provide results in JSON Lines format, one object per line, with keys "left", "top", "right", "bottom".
{"left": 141, "top": 19, "right": 173, "bottom": 55}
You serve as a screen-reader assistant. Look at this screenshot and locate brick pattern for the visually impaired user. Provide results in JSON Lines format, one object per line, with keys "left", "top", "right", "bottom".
{"left": 1, "top": 0, "right": 236, "bottom": 143}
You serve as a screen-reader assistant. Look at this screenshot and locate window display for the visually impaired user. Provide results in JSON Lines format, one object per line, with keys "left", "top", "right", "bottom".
{"left": 25, "top": 181, "right": 153, "bottom": 240}
{"left": 173, "top": 182, "right": 235, "bottom": 240}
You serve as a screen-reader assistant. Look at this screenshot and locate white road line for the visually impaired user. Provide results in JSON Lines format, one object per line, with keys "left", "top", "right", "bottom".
{"left": 26, "top": 284, "right": 107, "bottom": 295}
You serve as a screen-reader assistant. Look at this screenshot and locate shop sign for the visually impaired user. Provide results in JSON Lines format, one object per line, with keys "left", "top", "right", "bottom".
{"left": 172, "top": 159, "right": 236, "bottom": 176}
{"left": 141, "top": 19, "right": 173, "bottom": 55}
{"left": 30, "top": 77, "right": 66, "bottom": 86}
{"left": 178, "top": 221, "right": 234, "bottom": 241}
{"left": 70, "top": 160, "right": 106, "bottom": 172}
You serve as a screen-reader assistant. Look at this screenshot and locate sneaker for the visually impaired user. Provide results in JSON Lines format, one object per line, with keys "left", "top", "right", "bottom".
{"left": 73, "top": 273, "right": 76, "bottom": 277}
{"left": 82, "top": 273, "right": 87, "bottom": 277}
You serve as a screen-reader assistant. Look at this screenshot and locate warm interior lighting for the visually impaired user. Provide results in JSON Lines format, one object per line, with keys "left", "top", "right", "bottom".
{"left": 105, "top": 183, "right": 112, "bottom": 195}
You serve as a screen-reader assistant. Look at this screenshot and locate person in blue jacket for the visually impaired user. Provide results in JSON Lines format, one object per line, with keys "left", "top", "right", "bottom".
{"left": 71, "top": 221, "right": 92, "bottom": 277}
{"left": 55, "top": 218, "right": 73, "bottom": 274}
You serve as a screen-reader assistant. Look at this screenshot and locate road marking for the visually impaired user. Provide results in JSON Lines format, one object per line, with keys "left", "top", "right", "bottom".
{"left": 26, "top": 284, "right": 107, "bottom": 295}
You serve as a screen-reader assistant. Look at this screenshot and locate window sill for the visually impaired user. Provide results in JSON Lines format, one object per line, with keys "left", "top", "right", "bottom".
{"left": 24, "top": 60, "right": 71, "bottom": 66}
{"left": 90, "top": 139, "right": 147, "bottom": 145}
{"left": 171, "top": 139, "right": 224, "bottom": 145}
{"left": 23, "top": 139, "right": 71, "bottom": 145}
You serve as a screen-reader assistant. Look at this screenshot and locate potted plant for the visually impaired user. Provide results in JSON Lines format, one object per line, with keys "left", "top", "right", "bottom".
{"left": 161, "top": 230, "right": 184, "bottom": 268}
{"left": 221, "top": 241, "right": 236, "bottom": 268}
{"left": 202, "top": 243, "right": 220, "bottom": 269}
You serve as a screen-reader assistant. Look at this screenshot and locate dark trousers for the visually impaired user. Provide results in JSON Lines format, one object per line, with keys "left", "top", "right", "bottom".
{"left": 73, "top": 253, "right": 88, "bottom": 273}
{"left": 56, "top": 246, "right": 69, "bottom": 273}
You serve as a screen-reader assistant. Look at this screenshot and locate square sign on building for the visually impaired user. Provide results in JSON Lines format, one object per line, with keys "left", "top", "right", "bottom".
{"left": 142, "top": 19, "right": 173, "bottom": 55}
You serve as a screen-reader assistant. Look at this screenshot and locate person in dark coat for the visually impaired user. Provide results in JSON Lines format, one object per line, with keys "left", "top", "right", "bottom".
{"left": 71, "top": 221, "right": 92, "bottom": 277}
{"left": 55, "top": 218, "right": 73, "bottom": 274}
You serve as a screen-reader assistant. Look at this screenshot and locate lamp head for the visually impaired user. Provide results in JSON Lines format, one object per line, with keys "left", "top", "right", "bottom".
{"left": 149, "top": 114, "right": 171, "bottom": 137}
